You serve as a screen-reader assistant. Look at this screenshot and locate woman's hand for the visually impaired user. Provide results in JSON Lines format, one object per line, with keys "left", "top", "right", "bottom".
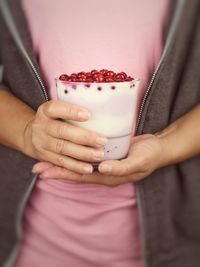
{"left": 24, "top": 100, "right": 108, "bottom": 175}
{"left": 32, "top": 134, "right": 166, "bottom": 186}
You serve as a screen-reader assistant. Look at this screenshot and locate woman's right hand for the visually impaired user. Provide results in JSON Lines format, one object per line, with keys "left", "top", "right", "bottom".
{"left": 24, "top": 100, "right": 108, "bottom": 174}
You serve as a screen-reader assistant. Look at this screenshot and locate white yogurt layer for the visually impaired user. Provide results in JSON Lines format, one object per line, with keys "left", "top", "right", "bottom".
{"left": 56, "top": 79, "right": 140, "bottom": 137}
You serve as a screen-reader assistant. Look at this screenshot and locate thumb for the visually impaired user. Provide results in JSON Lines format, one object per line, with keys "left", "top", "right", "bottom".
{"left": 32, "top": 161, "right": 54, "bottom": 173}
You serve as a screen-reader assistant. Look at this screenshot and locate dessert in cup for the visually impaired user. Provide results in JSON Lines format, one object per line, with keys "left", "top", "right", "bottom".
{"left": 56, "top": 69, "right": 140, "bottom": 165}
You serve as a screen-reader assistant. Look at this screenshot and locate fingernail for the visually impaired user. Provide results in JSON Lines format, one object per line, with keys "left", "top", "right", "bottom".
{"left": 39, "top": 173, "right": 48, "bottom": 179}
{"left": 99, "top": 164, "right": 112, "bottom": 173}
{"left": 32, "top": 167, "right": 38, "bottom": 173}
{"left": 78, "top": 111, "right": 91, "bottom": 120}
{"left": 93, "top": 150, "right": 105, "bottom": 160}
{"left": 83, "top": 165, "right": 93, "bottom": 174}
{"left": 96, "top": 137, "right": 108, "bottom": 146}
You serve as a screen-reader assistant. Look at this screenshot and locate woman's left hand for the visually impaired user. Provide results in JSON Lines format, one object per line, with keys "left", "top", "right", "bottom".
{"left": 32, "top": 134, "right": 167, "bottom": 186}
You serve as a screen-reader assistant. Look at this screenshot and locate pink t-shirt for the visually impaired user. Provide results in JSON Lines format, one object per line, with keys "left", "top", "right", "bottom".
{"left": 15, "top": 1, "right": 170, "bottom": 267}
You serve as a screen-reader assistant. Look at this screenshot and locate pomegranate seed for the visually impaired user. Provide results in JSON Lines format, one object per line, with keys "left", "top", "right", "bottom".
{"left": 115, "top": 72, "right": 127, "bottom": 81}
{"left": 85, "top": 77, "right": 94, "bottom": 82}
{"left": 68, "top": 77, "right": 76, "bottom": 82}
{"left": 105, "top": 76, "right": 114, "bottom": 82}
{"left": 93, "top": 74, "right": 105, "bottom": 82}
{"left": 100, "top": 69, "right": 108, "bottom": 75}
{"left": 72, "top": 84, "right": 77, "bottom": 89}
{"left": 85, "top": 84, "right": 91, "bottom": 88}
{"left": 97, "top": 86, "right": 102, "bottom": 91}
{"left": 106, "top": 71, "right": 115, "bottom": 78}
{"left": 70, "top": 73, "right": 77, "bottom": 78}
{"left": 77, "top": 77, "right": 87, "bottom": 82}
{"left": 115, "top": 78, "right": 124, "bottom": 82}
{"left": 77, "top": 71, "right": 85, "bottom": 77}
{"left": 125, "top": 76, "right": 134, "bottom": 81}
{"left": 77, "top": 72, "right": 87, "bottom": 80}
{"left": 118, "top": 72, "right": 127, "bottom": 79}
{"left": 86, "top": 72, "right": 92, "bottom": 77}
{"left": 91, "top": 69, "right": 98, "bottom": 75}
{"left": 59, "top": 74, "right": 68, "bottom": 81}
{"left": 111, "top": 86, "right": 116, "bottom": 90}
{"left": 92, "top": 72, "right": 100, "bottom": 78}
{"left": 64, "top": 89, "right": 68, "bottom": 94}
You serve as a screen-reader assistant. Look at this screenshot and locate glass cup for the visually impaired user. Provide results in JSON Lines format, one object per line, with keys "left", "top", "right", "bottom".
{"left": 56, "top": 78, "right": 140, "bottom": 165}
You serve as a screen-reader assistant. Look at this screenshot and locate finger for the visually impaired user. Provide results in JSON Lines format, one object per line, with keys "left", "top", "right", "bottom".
{"left": 32, "top": 162, "right": 54, "bottom": 173}
{"left": 39, "top": 166, "right": 81, "bottom": 180}
{"left": 47, "top": 120, "right": 108, "bottom": 148}
{"left": 98, "top": 157, "right": 144, "bottom": 176}
{"left": 74, "top": 173, "right": 139, "bottom": 186}
{"left": 131, "top": 134, "right": 154, "bottom": 144}
{"left": 44, "top": 137, "right": 105, "bottom": 162}
{"left": 42, "top": 100, "right": 91, "bottom": 121}
{"left": 44, "top": 150, "right": 94, "bottom": 175}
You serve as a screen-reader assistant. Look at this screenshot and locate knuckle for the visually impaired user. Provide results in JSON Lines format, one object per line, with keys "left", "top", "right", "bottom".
{"left": 37, "top": 104, "right": 44, "bottom": 115}
{"left": 56, "top": 155, "right": 66, "bottom": 167}
{"left": 138, "top": 157, "right": 149, "bottom": 172}
{"left": 85, "top": 149, "right": 96, "bottom": 161}
{"left": 123, "top": 163, "right": 130, "bottom": 175}
{"left": 81, "top": 134, "right": 90, "bottom": 144}
{"left": 45, "top": 101, "right": 54, "bottom": 116}
{"left": 91, "top": 133, "right": 100, "bottom": 145}
{"left": 55, "top": 139, "right": 65, "bottom": 154}
{"left": 57, "top": 124, "right": 66, "bottom": 139}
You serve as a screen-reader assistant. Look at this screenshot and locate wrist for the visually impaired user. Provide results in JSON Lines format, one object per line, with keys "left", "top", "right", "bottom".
{"left": 22, "top": 114, "right": 37, "bottom": 159}
{"left": 155, "top": 123, "right": 179, "bottom": 168}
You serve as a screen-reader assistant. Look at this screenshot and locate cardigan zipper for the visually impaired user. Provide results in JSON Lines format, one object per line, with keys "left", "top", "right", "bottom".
{"left": 135, "top": 1, "right": 185, "bottom": 267}
{"left": 1, "top": 0, "right": 185, "bottom": 266}
{"left": 136, "top": 0, "right": 185, "bottom": 134}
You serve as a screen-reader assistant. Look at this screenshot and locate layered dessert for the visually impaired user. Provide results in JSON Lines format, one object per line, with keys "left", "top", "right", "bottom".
{"left": 56, "top": 69, "right": 140, "bottom": 161}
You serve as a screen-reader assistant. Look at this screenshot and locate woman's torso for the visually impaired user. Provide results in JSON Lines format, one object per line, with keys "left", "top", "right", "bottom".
{"left": 15, "top": 1, "right": 170, "bottom": 266}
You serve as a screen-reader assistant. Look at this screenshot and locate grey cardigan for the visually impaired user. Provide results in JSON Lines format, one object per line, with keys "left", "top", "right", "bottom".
{"left": 0, "top": 0, "right": 200, "bottom": 266}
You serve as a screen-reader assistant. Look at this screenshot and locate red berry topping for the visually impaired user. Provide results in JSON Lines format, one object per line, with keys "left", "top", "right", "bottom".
{"left": 59, "top": 74, "right": 68, "bottom": 81}
{"left": 59, "top": 70, "right": 134, "bottom": 85}
{"left": 85, "top": 84, "right": 91, "bottom": 88}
